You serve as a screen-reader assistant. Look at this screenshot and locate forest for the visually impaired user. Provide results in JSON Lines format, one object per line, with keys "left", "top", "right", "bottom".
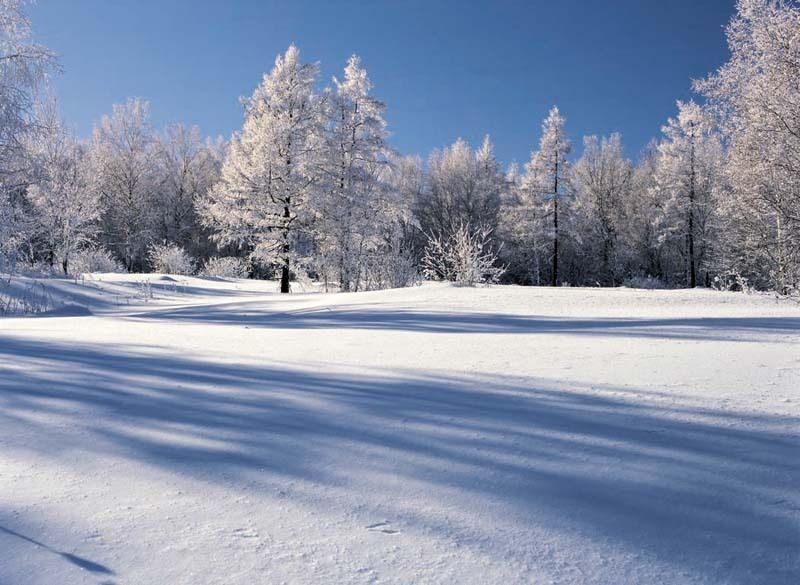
{"left": 0, "top": 0, "right": 798, "bottom": 296}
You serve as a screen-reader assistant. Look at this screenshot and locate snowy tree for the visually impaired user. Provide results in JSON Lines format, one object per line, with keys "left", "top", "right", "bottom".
{"left": 571, "top": 133, "right": 633, "bottom": 284}
{"left": 0, "top": 180, "right": 36, "bottom": 268}
{"left": 361, "top": 152, "right": 421, "bottom": 290}
{"left": 695, "top": 0, "right": 800, "bottom": 293}
{"left": 498, "top": 160, "right": 546, "bottom": 285}
{"left": 0, "top": 0, "right": 56, "bottom": 268}
{"left": 91, "top": 98, "right": 157, "bottom": 271}
{"left": 317, "top": 55, "right": 389, "bottom": 292}
{"left": 25, "top": 108, "right": 100, "bottom": 274}
{"left": 0, "top": 0, "right": 56, "bottom": 183}
{"left": 474, "top": 136, "right": 505, "bottom": 223}
{"left": 416, "top": 137, "right": 504, "bottom": 243}
{"left": 411, "top": 137, "right": 506, "bottom": 288}
{"left": 152, "top": 124, "right": 221, "bottom": 258}
{"left": 652, "top": 101, "right": 723, "bottom": 287}
{"left": 523, "top": 107, "right": 571, "bottom": 286}
{"left": 623, "top": 142, "right": 669, "bottom": 282}
{"left": 201, "top": 45, "right": 322, "bottom": 293}
{"left": 0, "top": 187, "right": 22, "bottom": 268}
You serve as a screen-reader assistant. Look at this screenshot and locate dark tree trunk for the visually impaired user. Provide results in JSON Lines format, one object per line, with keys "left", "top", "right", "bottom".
{"left": 688, "top": 125, "right": 697, "bottom": 289}
{"left": 280, "top": 203, "right": 291, "bottom": 293}
{"left": 552, "top": 197, "right": 559, "bottom": 287}
{"left": 280, "top": 263, "right": 290, "bottom": 293}
{"left": 552, "top": 160, "right": 559, "bottom": 287}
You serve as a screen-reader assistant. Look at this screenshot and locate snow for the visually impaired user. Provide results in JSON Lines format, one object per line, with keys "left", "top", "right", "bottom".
{"left": 1, "top": 275, "right": 798, "bottom": 584}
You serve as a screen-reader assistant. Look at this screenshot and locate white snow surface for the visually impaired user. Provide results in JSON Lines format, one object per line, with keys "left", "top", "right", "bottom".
{"left": 0, "top": 275, "right": 798, "bottom": 584}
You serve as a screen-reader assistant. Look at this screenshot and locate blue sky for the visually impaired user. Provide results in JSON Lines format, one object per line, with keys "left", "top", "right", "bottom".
{"left": 30, "top": 0, "right": 735, "bottom": 165}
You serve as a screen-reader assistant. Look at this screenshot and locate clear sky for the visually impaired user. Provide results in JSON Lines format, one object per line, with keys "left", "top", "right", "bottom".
{"left": 30, "top": 0, "right": 735, "bottom": 165}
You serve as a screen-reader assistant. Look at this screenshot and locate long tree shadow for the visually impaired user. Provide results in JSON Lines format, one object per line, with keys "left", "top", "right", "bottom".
{"left": 0, "top": 525, "right": 115, "bottom": 576}
{"left": 127, "top": 302, "right": 800, "bottom": 342}
{"left": 0, "top": 337, "right": 798, "bottom": 583}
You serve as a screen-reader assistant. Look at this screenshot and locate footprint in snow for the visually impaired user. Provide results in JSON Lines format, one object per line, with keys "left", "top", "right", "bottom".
{"left": 231, "top": 528, "right": 259, "bottom": 538}
{"left": 366, "top": 521, "right": 399, "bottom": 535}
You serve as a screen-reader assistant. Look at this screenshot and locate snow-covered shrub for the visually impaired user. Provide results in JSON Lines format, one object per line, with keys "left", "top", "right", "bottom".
{"left": 0, "top": 239, "right": 18, "bottom": 275}
{"left": 200, "top": 256, "right": 250, "bottom": 278}
{"left": 711, "top": 271, "right": 751, "bottom": 293}
{"left": 68, "top": 247, "right": 124, "bottom": 276}
{"left": 148, "top": 243, "right": 195, "bottom": 275}
{"left": 386, "top": 250, "right": 420, "bottom": 289}
{"left": 360, "top": 246, "right": 419, "bottom": 291}
{"left": 291, "top": 266, "right": 315, "bottom": 292}
{"left": 422, "top": 223, "right": 505, "bottom": 286}
{"left": 9, "top": 262, "right": 60, "bottom": 278}
{"left": 623, "top": 275, "right": 670, "bottom": 290}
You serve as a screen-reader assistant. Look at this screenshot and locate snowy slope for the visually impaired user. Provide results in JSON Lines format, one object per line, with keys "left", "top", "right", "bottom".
{"left": 0, "top": 277, "right": 798, "bottom": 584}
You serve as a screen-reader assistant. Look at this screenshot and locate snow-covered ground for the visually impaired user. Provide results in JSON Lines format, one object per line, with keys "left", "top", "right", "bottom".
{"left": 0, "top": 275, "right": 798, "bottom": 584}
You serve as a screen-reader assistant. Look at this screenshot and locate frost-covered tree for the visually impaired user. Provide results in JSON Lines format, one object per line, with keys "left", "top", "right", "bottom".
{"left": 317, "top": 55, "right": 389, "bottom": 291}
{"left": 523, "top": 107, "right": 571, "bottom": 286}
{"left": 652, "top": 101, "right": 723, "bottom": 287}
{"left": 0, "top": 179, "right": 37, "bottom": 268}
{"left": 416, "top": 136, "right": 504, "bottom": 243}
{"left": 0, "top": 187, "right": 24, "bottom": 268}
{"left": 152, "top": 124, "right": 221, "bottom": 258}
{"left": 201, "top": 45, "right": 322, "bottom": 293}
{"left": 623, "top": 142, "right": 669, "bottom": 281}
{"left": 499, "top": 160, "right": 546, "bottom": 285}
{"left": 26, "top": 109, "right": 100, "bottom": 274}
{"left": 473, "top": 136, "right": 506, "bottom": 237}
{"left": 362, "top": 152, "right": 421, "bottom": 290}
{"left": 412, "top": 137, "right": 506, "bottom": 289}
{"left": 696, "top": 0, "right": 800, "bottom": 292}
{"left": 0, "top": 0, "right": 56, "bottom": 183}
{"left": 571, "top": 133, "right": 633, "bottom": 284}
{"left": 0, "top": 0, "right": 56, "bottom": 268}
{"left": 91, "top": 98, "right": 157, "bottom": 271}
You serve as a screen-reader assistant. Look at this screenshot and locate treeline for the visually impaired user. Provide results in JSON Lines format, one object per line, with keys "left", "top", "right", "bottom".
{"left": 0, "top": 0, "right": 798, "bottom": 294}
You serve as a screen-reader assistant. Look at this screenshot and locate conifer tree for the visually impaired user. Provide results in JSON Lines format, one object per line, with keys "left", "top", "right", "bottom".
{"left": 524, "top": 107, "right": 571, "bottom": 286}
{"left": 201, "top": 46, "right": 322, "bottom": 292}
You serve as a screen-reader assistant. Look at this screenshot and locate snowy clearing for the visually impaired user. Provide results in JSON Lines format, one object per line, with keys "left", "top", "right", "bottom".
{"left": 1, "top": 275, "right": 799, "bottom": 584}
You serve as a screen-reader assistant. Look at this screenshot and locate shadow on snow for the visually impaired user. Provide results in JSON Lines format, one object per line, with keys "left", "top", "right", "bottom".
{"left": 127, "top": 302, "right": 800, "bottom": 342}
{"left": 0, "top": 336, "right": 798, "bottom": 583}
{"left": 0, "top": 525, "right": 115, "bottom": 577}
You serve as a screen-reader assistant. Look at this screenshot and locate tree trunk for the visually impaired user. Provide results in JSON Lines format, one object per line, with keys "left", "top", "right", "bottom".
{"left": 552, "top": 197, "right": 559, "bottom": 287}
{"left": 552, "top": 160, "right": 559, "bottom": 287}
{"left": 688, "top": 122, "right": 697, "bottom": 288}
{"left": 776, "top": 211, "right": 787, "bottom": 295}
{"left": 280, "top": 262, "right": 290, "bottom": 293}
{"left": 687, "top": 191, "right": 696, "bottom": 288}
{"left": 531, "top": 209, "right": 540, "bottom": 286}
{"left": 280, "top": 203, "right": 291, "bottom": 293}
{"left": 340, "top": 243, "right": 350, "bottom": 292}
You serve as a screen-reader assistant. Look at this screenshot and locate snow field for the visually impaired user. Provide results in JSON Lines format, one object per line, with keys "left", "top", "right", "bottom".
{"left": 0, "top": 276, "right": 798, "bottom": 584}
